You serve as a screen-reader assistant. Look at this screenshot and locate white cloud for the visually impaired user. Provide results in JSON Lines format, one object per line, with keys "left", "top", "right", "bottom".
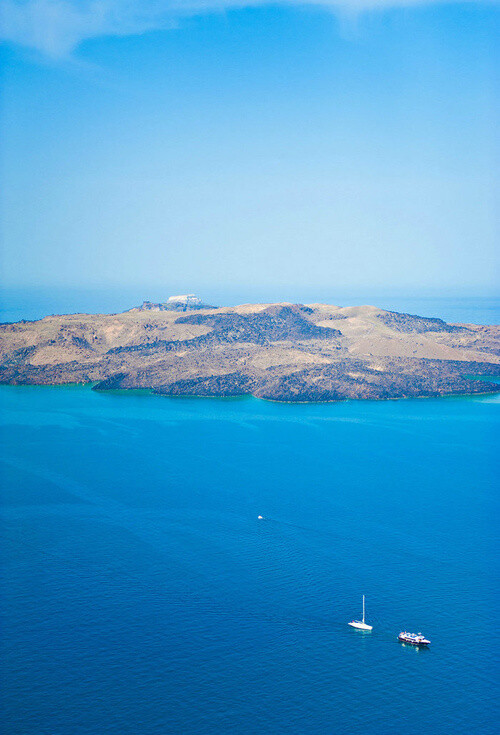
{"left": 0, "top": 0, "right": 494, "bottom": 59}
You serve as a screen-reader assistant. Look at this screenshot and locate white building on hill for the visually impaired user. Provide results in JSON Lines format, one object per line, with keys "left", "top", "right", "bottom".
{"left": 167, "top": 295, "right": 202, "bottom": 306}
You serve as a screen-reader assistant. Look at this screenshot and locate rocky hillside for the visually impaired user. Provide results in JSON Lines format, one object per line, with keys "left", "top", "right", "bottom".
{"left": 0, "top": 301, "right": 499, "bottom": 401}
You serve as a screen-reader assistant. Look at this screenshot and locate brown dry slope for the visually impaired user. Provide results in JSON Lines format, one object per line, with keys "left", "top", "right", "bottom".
{"left": 0, "top": 301, "right": 499, "bottom": 401}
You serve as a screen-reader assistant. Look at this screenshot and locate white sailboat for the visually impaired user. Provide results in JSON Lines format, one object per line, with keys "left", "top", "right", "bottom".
{"left": 348, "top": 595, "right": 373, "bottom": 630}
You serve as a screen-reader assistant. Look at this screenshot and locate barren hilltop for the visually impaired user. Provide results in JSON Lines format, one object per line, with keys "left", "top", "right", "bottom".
{"left": 1, "top": 299, "right": 499, "bottom": 402}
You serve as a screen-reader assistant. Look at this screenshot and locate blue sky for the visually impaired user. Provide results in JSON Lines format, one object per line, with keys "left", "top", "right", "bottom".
{"left": 1, "top": 1, "right": 498, "bottom": 300}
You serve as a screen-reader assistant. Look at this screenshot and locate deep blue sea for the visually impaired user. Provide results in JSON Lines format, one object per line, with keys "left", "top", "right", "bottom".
{"left": 1, "top": 383, "right": 499, "bottom": 734}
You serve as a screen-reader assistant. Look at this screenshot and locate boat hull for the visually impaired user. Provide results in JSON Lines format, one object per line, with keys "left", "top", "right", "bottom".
{"left": 398, "top": 634, "right": 430, "bottom": 646}
{"left": 349, "top": 621, "right": 373, "bottom": 630}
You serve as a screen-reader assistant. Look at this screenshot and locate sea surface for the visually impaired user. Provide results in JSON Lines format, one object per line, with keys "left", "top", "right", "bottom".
{"left": 0, "top": 384, "right": 498, "bottom": 734}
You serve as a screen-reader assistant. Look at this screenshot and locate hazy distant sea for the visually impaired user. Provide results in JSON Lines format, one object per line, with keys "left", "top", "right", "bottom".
{"left": 0, "top": 287, "right": 499, "bottom": 325}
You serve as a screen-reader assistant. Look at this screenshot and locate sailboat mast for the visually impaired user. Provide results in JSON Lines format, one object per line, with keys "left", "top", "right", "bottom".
{"left": 362, "top": 595, "right": 365, "bottom": 624}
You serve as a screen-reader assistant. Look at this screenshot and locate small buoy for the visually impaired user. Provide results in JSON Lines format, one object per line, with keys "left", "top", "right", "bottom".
{"left": 258, "top": 515, "right": 263, "bottom": 520}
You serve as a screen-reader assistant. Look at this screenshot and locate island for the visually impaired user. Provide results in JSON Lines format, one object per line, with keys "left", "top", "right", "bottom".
{"left": 1, "top": 297, "right": 499, "bottom": 402}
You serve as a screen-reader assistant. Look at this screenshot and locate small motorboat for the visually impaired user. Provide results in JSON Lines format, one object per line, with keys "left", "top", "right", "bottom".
{"left": 398, "top": 631, "right": 430, "bottom": 646}
{"left": 348, "top": 595, "right": 373, "bottom": 630}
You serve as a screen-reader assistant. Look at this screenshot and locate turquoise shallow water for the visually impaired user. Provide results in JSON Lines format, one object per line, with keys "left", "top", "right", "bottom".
{"left": 0, "top": 385, "right": 499, "bottom": 734}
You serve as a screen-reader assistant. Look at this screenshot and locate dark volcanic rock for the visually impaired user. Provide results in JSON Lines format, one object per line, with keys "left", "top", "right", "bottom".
{"left": 157, "top": 372, "right": 255, "bottom": 397}
{"left": 176, "top": 304, "right": 342, "bottom": 345}
{"left": 378, "top": 311, "right": 468, "bottom": 333}
{"left": 253, "top": 359, "right": 500, "bottom": 403}
{"left": 1, "top": 345, "right": 38, "bottom": 367}
{"left": 110, "top": 304, "right": 342, "bottom": 356}
{"left": 0, "top": 360, "right": 102, "bottom": 385}
{"left": 107, "top": 339, "right": 187, "bottom": 356}
{"left": 93, "top": 372, "right": 129, "bottom": 390}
